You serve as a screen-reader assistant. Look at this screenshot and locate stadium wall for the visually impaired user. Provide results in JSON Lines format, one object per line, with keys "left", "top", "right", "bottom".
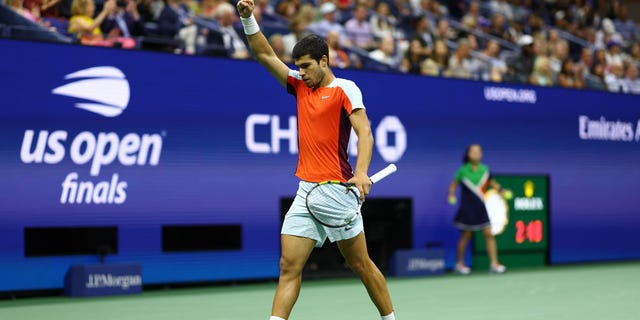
{"left": 1, "top": 39, "right": 639, "bottom": 291}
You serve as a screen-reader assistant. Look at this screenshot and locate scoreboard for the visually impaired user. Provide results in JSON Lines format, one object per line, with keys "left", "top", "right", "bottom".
{"left": 473, "top": 175, "right": 549, "bottom": 269}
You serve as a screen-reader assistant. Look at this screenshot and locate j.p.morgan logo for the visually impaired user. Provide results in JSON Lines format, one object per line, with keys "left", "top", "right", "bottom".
{"left": 85, "top": 273, "right": 142, "bottom": 290}
{"left": 52, "top": 66, "right": 130, "bottom": 117}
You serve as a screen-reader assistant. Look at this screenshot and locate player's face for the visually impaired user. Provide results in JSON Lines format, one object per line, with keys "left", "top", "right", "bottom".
{"left": 468, "top": 145, "right": 483, "bottom": 163}
{"left": 294, "top": 54, "right": 327, "bottom": 88}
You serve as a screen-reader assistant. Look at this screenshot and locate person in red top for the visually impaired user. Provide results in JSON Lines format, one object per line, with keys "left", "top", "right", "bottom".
{"left": 236, "top": 1, "right": 396, "bottom": 320}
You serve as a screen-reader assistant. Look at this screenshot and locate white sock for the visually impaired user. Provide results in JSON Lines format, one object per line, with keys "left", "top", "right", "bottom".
{"left": 381, "top": 311, "right": 396, "bottom": 320}
{"left": 269, "top": 316, "right": 285, "bottom": 320}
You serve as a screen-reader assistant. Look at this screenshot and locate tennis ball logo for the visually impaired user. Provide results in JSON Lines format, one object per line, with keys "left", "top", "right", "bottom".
{"left": 524, "top": 181, "right": 535, "bottom": 198}
{"left": 52, "top": 66, "right": 130, "bottom": 117}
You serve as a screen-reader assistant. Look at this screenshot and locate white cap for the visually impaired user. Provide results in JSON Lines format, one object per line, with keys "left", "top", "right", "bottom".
{"left": 602, "top": 18, "right": 615, "bottom": 34}
{"left": 517, "top": 34, "right": 533, "bottom": 46}
{"left": 320, "top": 2, "right": 336, "bottom": 15}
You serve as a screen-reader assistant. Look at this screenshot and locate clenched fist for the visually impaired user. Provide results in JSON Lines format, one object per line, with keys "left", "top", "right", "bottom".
{"left": 236, "top": 0, "right": 254, "bottom": 18}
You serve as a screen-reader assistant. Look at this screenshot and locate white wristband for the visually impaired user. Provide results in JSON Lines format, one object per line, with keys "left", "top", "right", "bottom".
{"left": 240, "top": 14, "right": 260, "bottom": 35}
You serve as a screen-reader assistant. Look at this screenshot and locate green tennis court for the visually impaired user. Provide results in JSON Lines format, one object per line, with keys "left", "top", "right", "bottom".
{"left": 1, "top": 262, "right": 638, "bottom": 320}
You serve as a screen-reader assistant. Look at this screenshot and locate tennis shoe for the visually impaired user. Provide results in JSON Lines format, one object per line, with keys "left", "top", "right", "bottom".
{"left": 489, "top": 264, "right": 506, "bottom": 274}
{"left": 454, "top": 264, "right": 471, "bottom": 275}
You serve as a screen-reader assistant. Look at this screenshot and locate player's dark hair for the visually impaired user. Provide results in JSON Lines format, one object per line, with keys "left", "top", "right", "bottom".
{"left": 292, "top": 34, "right": 329, "bottom": 64}
{"left": 463, "top": 144, "right": 481, "bottom": 163}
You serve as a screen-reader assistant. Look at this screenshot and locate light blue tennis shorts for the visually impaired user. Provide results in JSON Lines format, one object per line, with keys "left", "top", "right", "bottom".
{"left": 282, "top": 181, "right": 364, "bottom": 247}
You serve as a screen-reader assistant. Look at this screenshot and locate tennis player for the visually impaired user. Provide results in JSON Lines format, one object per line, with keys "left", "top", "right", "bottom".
{"left": 447, "top": 144, "right": 507, "bottom": 275}
{"left": 236, "top": 1, "right": 396, "bottom": 320}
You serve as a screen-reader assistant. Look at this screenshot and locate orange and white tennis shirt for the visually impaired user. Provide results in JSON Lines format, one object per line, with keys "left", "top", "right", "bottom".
{"left": 286, "top": 70, "right": 365, "bottom": 183}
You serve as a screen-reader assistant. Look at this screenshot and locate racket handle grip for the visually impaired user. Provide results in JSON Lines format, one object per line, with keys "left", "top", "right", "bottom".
{"left": 369, "top": 164, "right": 397, "bottom": 184}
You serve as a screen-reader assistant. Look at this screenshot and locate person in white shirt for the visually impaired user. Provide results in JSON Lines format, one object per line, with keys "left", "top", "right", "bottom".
{"left": 345, "top": 4, "right": 376, "bottom": 50}
{"left": 369, "top": 36, "right": 398, "bottom": 67}
{"left": 624, "top": 63, "right": 640, "bottom": 94}
{"left": 306, "top": 2, "right": 351, "bottom": 47}
{"left": 605, "top": 62, "right": 628, "bottom": 93}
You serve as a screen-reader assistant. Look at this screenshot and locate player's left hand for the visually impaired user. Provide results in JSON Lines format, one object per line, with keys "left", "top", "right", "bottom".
{"left": 236, "top": 0, "right": 254, "bottom": 18}
{"left": 348, "top": 172, "right": 371, "bottom": 201}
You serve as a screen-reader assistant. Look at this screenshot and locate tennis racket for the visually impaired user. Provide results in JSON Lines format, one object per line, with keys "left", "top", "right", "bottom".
{"left": 305, "top": 164, "right": 398, "bottom": 228}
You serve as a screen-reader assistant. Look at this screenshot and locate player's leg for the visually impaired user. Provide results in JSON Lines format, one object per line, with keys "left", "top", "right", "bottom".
{"left": 337, "top": 232, "right": 394, "bottom": 318}
{"left": 455, "top": 230, "right": 473, "bottom": 274}
{"left": 456, "top": 230, "right": 473, "bottom": 264}
{"left": 482, "top": 226, "right": 506, "bottom": 273}
{"left": 271, "top": 234, "right": 316, "bottom": 319}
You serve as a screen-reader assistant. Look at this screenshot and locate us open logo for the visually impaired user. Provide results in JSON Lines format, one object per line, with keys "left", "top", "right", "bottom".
{"left": 52, "top": 66, "right": 130, "bottom": 117}
{"left": 19, "top": 66, "right": 165, "bottom": 205}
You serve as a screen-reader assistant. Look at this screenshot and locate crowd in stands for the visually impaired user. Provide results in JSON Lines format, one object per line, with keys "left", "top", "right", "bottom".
{"left": 3, "top": 0, "right": 640, "bottom": 94}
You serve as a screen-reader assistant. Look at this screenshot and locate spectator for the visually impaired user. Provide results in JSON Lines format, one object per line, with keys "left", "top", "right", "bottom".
{"left": 605, "top": 40, "right": 623, "bottom": 66}
{"left": 422, "top": 38, "right": 448, "bottom": 75}
{"left": 6, "top": 0, "right": 38, "bottom": 22}
{"left": 593, "top": 47, "right": 607, "bottom": 66}
{"left": 101, "top": 0, "right": 143, "bottom": 38}
{"left": 197, "top": 0, "right": 216, "bottom": 19}
{"left": 624, "top": 63, "right": 640, "bottom": 94}
{"left": 269, "top": 33, "right": 292, "bottom": 63}
{"left": 557, "top": 59, "right": 585, "bottom": 89}
{"left": 481, "top": 39, "right": 507, "bottom": 80}
{"left": 488, "top": 13, "right": 508, "bottom": 41}
{"left": 411, "top": 15, "right": 433, "bottom": 56}
{"left": 157, "top": 0, "right": 192, "bottom": 38}
{"left": 527, "top": 13, "right": 545, "bottom": 36}
{"left": 428, "top": 0, "right": 447, "bottom": 21}
{"left": 369, "top": 1, "right": 398, "bottom": 39}
{"left": 575, "top": 47, "right": 593, "bottom": 78}
{"left": 369, "top": 36, "right": 398, "bottom": 67}
{"left": 255, "top": 0, "right": 275, "bottom": 18}
{"left": 605, "top": 62, "right": 627, "bottom": 92}
{"left": 630, "top": 42, "right": 640, "bottom": 64}
{"left": 307, "top": 2, "right": 350, "bottom": 46}
{"left": 529, "top": 56, "right": 554, "bottom": 86}
{"left": 136, "top": 0, "right": 162, "bottom": 23}
{"left": 546, "top": 29, "right": 561, "bottom": 54}
{"left": 549, "top": 40, "right": 569, "bottom": 77}
{"left": 23, "top": 0, "right": 61, "bottom": 19}
{"left": 275, "top": 0, "right": 300, "bottom": 20}
{"left": 400, "top": 39, "right": 426, "bottom": 74}
{"left": 389, "top": 0, "right": 412, "bottom": 22}
{"left": 587, "top": 62, "right": 607, "bottom": 90}
{"left": 613, "top": 5, "right": 637, "bottom": 44}
{"left": 489, "top": 0, "right": 513, "bottom": 21}
{"left": 282, "top": 17, "right": 308, "bottom": 57}
{"left": 461, "top": 0, "right": 487, "bottom": 31}
{"left": 345, "top": 4, "right": 376, "bottom": 50}
{"left": 506, "top": 34, "right": 535, "bottom": 83}
{"left": 327, "top": 30, "right": 351, "bottom": 69}
{"left": 215, "top": 2, "right": 249, "bottom": 59}
{"left": 296, "top": 3, "right": 314, "bottom": 23}
{"left": 445, "top": 37, "right": 473, "bottom": 79}
{"left": 433, "top": 18, "right": 454, "bottom": 42}
{"left": 420, "top": 57, "right": 440, "bottom": 76}
{"left": 370, "top": 1, "right": 397, "bottom": 40}
{"left": 595, "top": 18, "right": 621, "bottom": 50}
{"left": 413, "top": 0, "right": 432, "bottom": 19}
{"left": 69, "top": 0, "right": 129, "bottom": 46}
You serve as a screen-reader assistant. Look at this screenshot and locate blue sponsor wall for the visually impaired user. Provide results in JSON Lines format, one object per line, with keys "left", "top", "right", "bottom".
{"left": 1, "top": 39, "right": 639, "bottom": 291}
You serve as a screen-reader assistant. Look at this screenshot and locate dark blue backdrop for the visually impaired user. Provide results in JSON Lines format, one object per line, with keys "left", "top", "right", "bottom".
{"left": 1, "top": 39, "right": 639, "bottom": 291}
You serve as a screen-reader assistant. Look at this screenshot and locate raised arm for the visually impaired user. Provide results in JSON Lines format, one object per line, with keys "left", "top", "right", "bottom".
{"left": 237, "top": 0, "right": 290, "bottom": 87}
